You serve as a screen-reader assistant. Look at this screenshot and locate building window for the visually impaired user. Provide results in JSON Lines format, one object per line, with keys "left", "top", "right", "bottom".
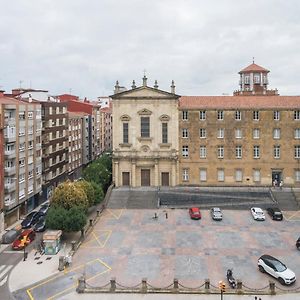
{"left": 28, "top": 111, "right": 33, "bottom": 119}
{"left": 217, "top": 146, "right": 224, "bottom": 159}
{"left": 254, "top": 73, "right": 260, "bottom": 84}
{"left": 217, "top": 110, "right": 224, "bottom": 120}
{"left": 295, "top": 129, "right": 300, "bottom": 139}
{"left": 235, "top": 128, "right": 242, "bottom": 139}
{"left": 235, "top": 169, "right": 243, "bottom": 182}
{"left": 162, "top": 123, "right": 168, "bottom": 143}
{"left": 273, "top": 128, "right": 281, "bottom": 139}
{"left": 199, "top": 110, "right": 206, "bottom": 120}
{"left": 294, "top": 110, "right": 300, "bottom": 120}
{"left": 245, "top": 75, "right": 250, "bottom": 84}
{"left": 123, "top": 123, "right": 128, "bottom": 143}
{"left": 274, "top": 145, "right": 280, "bottom": 159}
{"left": 274, "top": 111, "right": 280, "bottom": 121}
{"left": 141, "top": 117, "right": 150, "bottom": 137}
{"left": 235, "top": 111, "right": 241, "bottom": 120}
{"left": 253, "top": 111, "right": 259, "bottom": 120}
{"left": 200, "top": 169, "right": 207, "bottom": 181}
{"left": 199, "top": 146, "right": 207, "bottom": 158}
{"left": 182, "top": 145, "right": 189, "bottom": 157}
{"left": 253, "top": 169, "right": 261, "bottom": 182}
{"left": 182, "top": 128, "right": 188, "bottom": 138}
{"left": 199, "top": 128, "right": 206, "bottom": 138}
{"left": 182, "top": 169, "right": 189, "bottom": 181}
{"left": 253, "top": 128, "right": 260, "bottom": 139}
{"left": 295, "top": 170, "right": 300, "bottom": 182}
{"left": 235, "top": 146, "right": 242, "bottom": 159}
{"left": 182, "top": 111, "right": 188, "bottom": 120}
{"left": 217, "top": 169, "right": 224, "bottom": 182}
{"left": 295, "top": 146, "right": 300, "bottom": 158}
{"left": 217, "top": 128, "right": 224, "bottom": 139}
{"left": 253, "top": 145, "right": 260, "bottom": 158}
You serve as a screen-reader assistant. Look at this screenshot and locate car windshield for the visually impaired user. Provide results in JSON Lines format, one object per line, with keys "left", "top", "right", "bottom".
{"left": 274, "top": 212, "right": 281, "bottom": 215}
{"left": 256, "top": 211, "right": 263, "bottom": 215}
{"left": 193, "top": 211, "right": 200, "bottom": 215}
{"left": 273, "top": 260, "right": 287, "bottom": 272}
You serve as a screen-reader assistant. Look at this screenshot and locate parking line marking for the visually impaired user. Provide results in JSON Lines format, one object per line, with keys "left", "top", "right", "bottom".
{"left": 105, "top": 209, "right": 123, "bottom": 220}
{"left": 0, "top": 265, "right": 12, "bottom": 280}
{"left": 81, "top": 230, "right": 112, "bottom": 248}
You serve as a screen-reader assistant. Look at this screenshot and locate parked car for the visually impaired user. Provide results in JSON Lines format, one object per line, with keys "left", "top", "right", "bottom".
{"left": 267, "top": 207, "right": 283, "bottom": 221}
{"left": 2, "top": 228, "right": 21, "bottom": 244}
{"left": 21, "top": 211, "right": 44, "bottom": 229}
{"left": 258, "top": 254, "right": 296, "bottom": 285}
{"left": 39, "top": 202, "right": 50, "bottom": 215}
{"left": 211, "top": 207, "right": 222, "bottom": 220}
{"left": 33, "top": 216, "right": 46, "bottom": 232}
{"left": 189, "top": 207, "right": 201, "bottom": 220}
{"left": 251, "top": 207, "right": 265, "bottom": 221}
{"left": 296, "top": 237, "right": 300, "bottom": 250}
{"left": 12, "top": 229, "right": 36, "bottom": 250}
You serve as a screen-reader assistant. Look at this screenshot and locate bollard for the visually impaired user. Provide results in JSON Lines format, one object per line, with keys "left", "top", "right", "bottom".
{"left": 58, "top": 256, "right": 65, "bottom": 271}
{"left": 76, "top": 275, "right": 86, "bottom": 293}
{"left": 110, "top": 277, "right": 116, "bottom": 292}
{"left": 89, "top": 219, "right": 93, "bottom": 227}
{"left": 205, "top": 278, "right": 210, "bottom": 292}
{"left": 97, "top": 210, "right": 100, "bottom": 217}
{"left": 141, "top": 278, "right": 147, "bottom": 293}
{"left": 71, "top": 240, "right": 76, "bottom": 251}
{"left": 173, "top": 278, "right": 179, "bottom": 292}
{"left": 269, "top": 281, "right": 276, "bottom": 295}
{"left": 236, "top": 279, "right": 243, "bottom": 294}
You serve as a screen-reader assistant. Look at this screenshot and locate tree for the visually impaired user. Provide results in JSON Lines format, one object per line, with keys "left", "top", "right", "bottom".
{"left": 75, "top": 180, "right": 95, "bottom": 207}
{"left": 45, "top": 206, "right": 67, "bottom": 230}
{"left": 51, "top": 180, "right": 88, "bottom": 211}
{"left": 90, "top": 181, "right": 104, "bottom": 205}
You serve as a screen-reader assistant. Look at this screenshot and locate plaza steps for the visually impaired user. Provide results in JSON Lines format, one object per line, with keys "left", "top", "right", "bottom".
{"left": 271, "top": 188, "right": 299, "bottom": 211}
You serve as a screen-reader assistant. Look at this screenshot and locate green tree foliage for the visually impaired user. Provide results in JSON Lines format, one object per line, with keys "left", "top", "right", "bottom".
{"left": 75, "top": 180, "right": 95, "bottom": 207}
{"left": 45, "top": 206, "right": 67, "bottom": 230}
{"left": 90, "top": 181, "right": 104, "bottom": 205}
{"left": 51, "top": 180, "right": 88, "bottom": 211}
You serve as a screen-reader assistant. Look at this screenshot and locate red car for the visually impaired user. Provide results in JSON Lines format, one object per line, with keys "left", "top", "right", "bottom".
{"left": 12, "top": 229, "right": 36, "bottom": 250}
{"left": 189, "top": 207, "right": 201, "bottom": 220}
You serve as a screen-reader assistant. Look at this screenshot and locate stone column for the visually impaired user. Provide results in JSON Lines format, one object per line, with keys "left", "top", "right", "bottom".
{"left": 114, "top": 161, "right": 119, "bottom": 187}
{"left": 154, "top": 159, "right": 159, "bottom": 187}
{"left": 131, "top": 161, "right": 136, "bottom": 187}
{"left": 171, "top": 160, "right": 177, "bottom": 186}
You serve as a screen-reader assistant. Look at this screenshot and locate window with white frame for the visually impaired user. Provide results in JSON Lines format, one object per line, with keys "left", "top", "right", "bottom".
{"left": 295, "top": 170, "right": 300, "bottom": 182}
{"left": 235, "top": 111, "right": 241, "bottom": 120}
{"left": 235, "top": 128, "right": 242, "bottom": 139}
{"left": 253, "top": 111, "right": 259, "bottom": 120}
{"left": 199, "top": 146, "right": 207, "bottom": 158}
{"left": 217, "top": 110, "right": 224, "bottom": 120}
{"left": 199, "top": 169, "right": 207, "bottom": 181}
{"left": 217, "top": 128, "right": 224, "bottom": 138}
{"left": 19, "top": 173, "right": 25, "bottom": 183}
{"left": 245, "top": 75, "right": 250, "bottom": 84}
{"left": 28, "top": 111, "right": 33, "bottom": 119}
{"left": 273, "top": 128, "right": 281, "bottom": 139}
{"left": 217, "top": 146, "right": 224, "bottom": 158}
{"left": 274, "top": 111, "right": 280, "bottom": 121}
{"left": 199, "top": 128, "right": 206, "bottom": 138}
{"left": 254, "top": 73, "right": 260, "bottom": 84}
{"left": 182, "top": 128, "right": 188, "bottom": 138}
{"left": 253, "top": 169, "right": 261, "bottom": 182}
{"left": 141, "top": 117, "right": 150, "bottom": 137}
{"left": 182, "top": 111, "right": 188, "bottom": 120}
{"left": 182, "top": 169, "right": 189, "bottom": 181}
{"left": 182, "top": 145, "right": 189, "bottom": 157}
{"left": 294, "top": 110, "right": 300, "bottom": 120}
{"left": 295, "top": 145, "right": 300, "bottom": 158}
{"left": 217, "top": 169, "right": 224, "bottom": 182}
{"left": 235, "top": 146, "right": 242, "bottom": 159}
{"left": 253, "top": 128, "right": 260, "bottom": 139}
{"left": 253, "top": 145, "right": 260, "bottom": 158}
{"left": 235, "top": 169, "right": 243, "bottom": 182}
{"left": 273, "top": 145, "right": 280, "bottom": 159}
{"left": 295, "top": 129, "right": 300, "bottom": 139}
{"left": 199, "top": 110, "right": 206, "bottom": 120}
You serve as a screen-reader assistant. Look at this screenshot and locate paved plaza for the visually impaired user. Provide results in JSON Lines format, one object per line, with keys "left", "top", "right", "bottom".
{"left": 12, "top": 208, "right": 300, "bottom": 299}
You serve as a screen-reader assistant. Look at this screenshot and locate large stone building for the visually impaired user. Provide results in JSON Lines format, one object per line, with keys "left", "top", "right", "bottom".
{"left": 112, "top": 64, "right": 300, "bottom": 188}
{"left": 112, "top": 76, "right": 180, "bottom": 187}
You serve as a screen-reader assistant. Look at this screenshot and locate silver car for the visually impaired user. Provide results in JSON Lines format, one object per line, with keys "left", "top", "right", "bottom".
{"left": 211, "top": 207, "right": 223, "bottom": 220}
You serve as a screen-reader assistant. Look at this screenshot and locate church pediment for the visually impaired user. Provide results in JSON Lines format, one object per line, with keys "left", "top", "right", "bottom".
{"left": 138, "top": 108, "right": 152, "bottom": 115}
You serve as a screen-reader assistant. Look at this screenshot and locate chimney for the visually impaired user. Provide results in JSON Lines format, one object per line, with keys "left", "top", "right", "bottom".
{"left": 114, "top": 80, "right": 120, "bottom": 94}
{"left": 171, "top": 80, "right": 175, "bottom": 94}
{"left": 142, "top": 75, "right": 147, "bottom": 87}
{"left": 131, "top": 80, "right": 136, "bottom": 89}
{"left": 154, "top": 80, "right": 158, "bottom": 89}
{"left": 28, "top": 93, "right": 32, "bottom": 103}
{"left": 0, "top": 90, "right": 4, "bottom": 97}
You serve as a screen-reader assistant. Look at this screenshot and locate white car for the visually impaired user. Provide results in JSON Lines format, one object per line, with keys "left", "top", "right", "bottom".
{"left": 211, "top": 207, "right": 223, "bottom": 220}
{"left": 258, "top": 255, "right": 296, "bottom": 285}
{"left": 251, "top": 207, "right": 265, "bottom": 221}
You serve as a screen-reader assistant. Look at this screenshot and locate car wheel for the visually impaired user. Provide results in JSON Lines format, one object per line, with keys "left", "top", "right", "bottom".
{"left": 258, "top": 265, "right": 265, "bottom": 273}
{"left": 278, "top": 278, "right": 285, "bottom": 285}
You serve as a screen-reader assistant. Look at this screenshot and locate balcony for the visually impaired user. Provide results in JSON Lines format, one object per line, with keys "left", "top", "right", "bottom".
{"left": 4, "top": 182, "right": 16, "bottom": 193}
{"left": 4, "top": 134, "right": 16, "bottom": 142}
{"left": 4, "top": 149, "right": 16, "bottom": 158}
{"left": 4, "top": 166, "right": 16, "bottom": 175}
{"left": 4, "top": 198, "right": 16, "bottom": 208}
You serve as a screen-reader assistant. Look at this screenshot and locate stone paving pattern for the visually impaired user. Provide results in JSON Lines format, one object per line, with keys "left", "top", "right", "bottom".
{"left": 73, "top": 208, "right": 300, "bottom": 290}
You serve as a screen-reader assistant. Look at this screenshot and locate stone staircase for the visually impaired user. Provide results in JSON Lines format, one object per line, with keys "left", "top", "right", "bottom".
{"left": 271, "top": 188, "right": 299, "bottom": 211}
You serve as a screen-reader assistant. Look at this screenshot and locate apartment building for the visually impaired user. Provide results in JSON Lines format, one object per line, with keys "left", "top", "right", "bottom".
{"left": 0, "top": 92, "right": 42, "bottom": 227}
{"left": 100, "top": 102, "right": 112, "bottom": 153}
{"left": 0, "top": 98, "right": 4, "bottom": 231}
{"left": 68, "top": 111, "right": 84, "bottom": 180}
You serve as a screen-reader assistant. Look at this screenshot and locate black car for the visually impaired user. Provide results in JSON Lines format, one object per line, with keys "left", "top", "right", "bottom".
{"left": 39, "top": 203, "right": 50, "bottom": 215}
{"left": 33, "top": 216, "right": 46, "bottom": 232}
{"left": 296, "top": 237, "right": 300, "bottom": 250}
{"left": 21, "top": 211, "right": 44, "bottom": 229}
{"left": 266, "top": 207, "right": 283, "bottom": 221}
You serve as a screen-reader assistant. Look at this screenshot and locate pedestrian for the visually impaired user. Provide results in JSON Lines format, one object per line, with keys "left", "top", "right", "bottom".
{"left": 279, "top": 180, "right": 283, "bottom": 190}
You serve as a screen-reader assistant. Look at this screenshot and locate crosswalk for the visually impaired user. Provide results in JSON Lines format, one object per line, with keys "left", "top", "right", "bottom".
{"left": 0, "top": 265, "right": 13, "bottom": 287}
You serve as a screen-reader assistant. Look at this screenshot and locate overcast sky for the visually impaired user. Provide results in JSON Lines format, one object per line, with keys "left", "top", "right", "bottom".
{"left": 1, "top": 0, "right": 300, "bottom": 99}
